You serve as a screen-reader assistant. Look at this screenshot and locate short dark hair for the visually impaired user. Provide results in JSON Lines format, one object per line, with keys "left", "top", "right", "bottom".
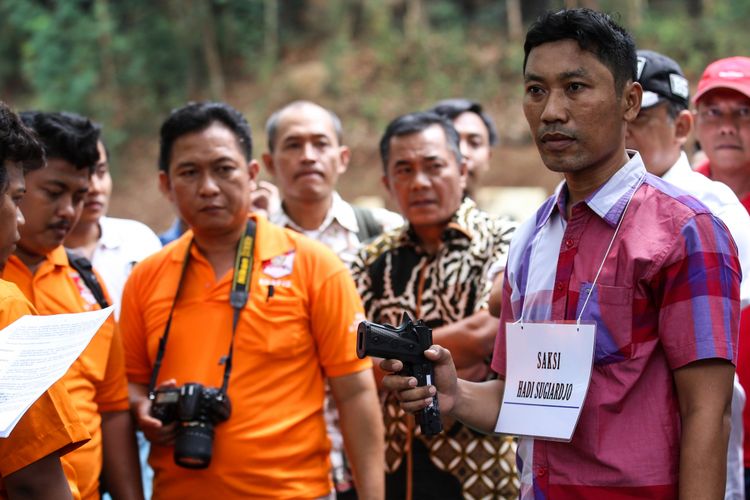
{"left": 159, "top": 101, "right": 252, "bottom": 173}
{"left": 664, "top": 99, "right": 687, "bottom": 120}
{"left": 0, "top": 103, "right": 46, "bottom": 192}
{"left": 379, "top": 111, "right": 462, "bottom": 171}
{"left": 523, "top": 8, "right": 637, "bottom": 94}
{"left": 265, "top": 101, "right": 343, "bottom": 152}
{"left": 19, "top": 110, "right": 100, "bottom": 174}
{"left": 429, "top": 98, "right": 499, "bottom": 146}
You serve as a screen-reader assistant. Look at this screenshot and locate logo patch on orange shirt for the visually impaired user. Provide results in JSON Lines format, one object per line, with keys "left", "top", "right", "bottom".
{"left": 69, "top": 271, "right": 98, "bottom": 310}
{"left": 261, "top": 251, "right": 295, "bottom": 279}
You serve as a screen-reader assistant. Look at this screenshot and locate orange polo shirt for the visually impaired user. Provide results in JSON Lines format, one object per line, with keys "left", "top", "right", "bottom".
{"left": 121, "top": 214, "right": 371, "bottom": 500}
{"left": 0, "top": 279, "right": 90, "bottom": 500}
{"left": 3, "top": 247, "right": 129, "bottom": 500}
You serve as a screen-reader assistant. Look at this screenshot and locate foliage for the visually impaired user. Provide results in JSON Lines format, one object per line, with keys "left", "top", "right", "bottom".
{"left": 1, "top": 0, "right": 749, "bottom": 154}
{"left": 631, "top": 0, "right": 750, "bottom": 79}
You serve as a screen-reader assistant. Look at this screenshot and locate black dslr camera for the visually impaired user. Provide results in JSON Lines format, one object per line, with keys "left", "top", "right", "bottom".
{"left": 150, "top": 382, "right": 232, "bottom": 469}
{"left": 357, "top": 314, "right": 442, "bottom": 435}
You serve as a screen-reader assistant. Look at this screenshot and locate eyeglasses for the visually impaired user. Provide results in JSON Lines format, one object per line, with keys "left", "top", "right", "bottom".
{"left": 697, "top": 105, "right": 750, "bottom": 125}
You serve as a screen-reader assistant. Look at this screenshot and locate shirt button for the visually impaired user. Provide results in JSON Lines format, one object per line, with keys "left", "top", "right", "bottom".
{"left": 565, "top": 238, "right": 574, "bottom": 247}
{"left": 535, "top": 465, "right": 547, "bottom": 477}
{"left": 555, "top": 282, "right": 564, "bottom": 292}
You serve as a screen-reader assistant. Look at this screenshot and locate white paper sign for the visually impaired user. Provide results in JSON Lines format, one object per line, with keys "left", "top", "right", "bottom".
{"left": 495, "top": 321, "right": 596, "bottom": 441}
{"left": 0, "top": 306, "right": 114, "bottom": 438}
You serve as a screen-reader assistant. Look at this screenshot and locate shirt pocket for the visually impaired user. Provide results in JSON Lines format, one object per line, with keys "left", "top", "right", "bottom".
{"left": 576, "top": 282, "right": 633, "bottom": 365}
{"left": 253, "top": 294, "right": 308, "bottom": 358}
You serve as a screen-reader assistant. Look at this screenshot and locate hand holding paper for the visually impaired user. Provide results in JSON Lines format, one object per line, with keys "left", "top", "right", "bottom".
{"left": 0, "top": 306, "right": 114, "bottom": 438}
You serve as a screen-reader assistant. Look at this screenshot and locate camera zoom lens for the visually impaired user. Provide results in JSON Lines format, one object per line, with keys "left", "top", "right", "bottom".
{"left": 174, "top": 423, "right": 215, "bottom": 469}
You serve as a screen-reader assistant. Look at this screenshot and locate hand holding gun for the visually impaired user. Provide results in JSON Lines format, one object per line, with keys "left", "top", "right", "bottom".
{"left": 356, "top": 313, "right": 442, "bottom": 435}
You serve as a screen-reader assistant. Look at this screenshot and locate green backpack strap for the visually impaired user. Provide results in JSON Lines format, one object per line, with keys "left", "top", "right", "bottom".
{"left": 352, "top": 205, "right": 383, "bottom": 242}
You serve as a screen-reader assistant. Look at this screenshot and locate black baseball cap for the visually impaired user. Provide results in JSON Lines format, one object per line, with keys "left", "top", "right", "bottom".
{"left": 636, "top": 50, "right": 690, "bottom": 109}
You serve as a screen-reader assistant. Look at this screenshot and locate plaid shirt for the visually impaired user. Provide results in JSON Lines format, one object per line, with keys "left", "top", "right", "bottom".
{"left": 492, "top": 152, "right": 741, "bottom": 499}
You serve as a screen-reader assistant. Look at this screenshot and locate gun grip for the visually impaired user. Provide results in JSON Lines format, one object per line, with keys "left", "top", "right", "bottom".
{"left": 410, "top": 362, "right": 443, "bottom": 436}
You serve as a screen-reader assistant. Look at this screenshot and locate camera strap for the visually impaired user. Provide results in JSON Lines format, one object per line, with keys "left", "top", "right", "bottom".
{"left": 148, "top": 220, "right": 257, "bottom": 396}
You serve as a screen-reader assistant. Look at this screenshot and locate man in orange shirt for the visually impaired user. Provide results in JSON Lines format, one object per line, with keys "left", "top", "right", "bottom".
{"left": 0, "top": 102, "right": 90, "bottom": 499}
{"left": 121, "top": 101, "right": 383, "bottom": 499}
{"left": 2, "top": 111, "right": 142, "bottom": 500}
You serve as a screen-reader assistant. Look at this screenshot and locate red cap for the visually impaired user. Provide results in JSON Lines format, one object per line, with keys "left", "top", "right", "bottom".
{"left": 693, "top": 56, "right": 750, "bottom": 104}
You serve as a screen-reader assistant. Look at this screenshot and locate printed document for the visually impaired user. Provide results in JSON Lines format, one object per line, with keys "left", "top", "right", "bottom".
{"left": 0, "top": 306, "right": 114, "bottom": 437}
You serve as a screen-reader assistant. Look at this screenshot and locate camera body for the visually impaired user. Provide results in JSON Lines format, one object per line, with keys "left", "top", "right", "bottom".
{"left": 357, "top": 313, "right": 442, "bottom": 435}
{"left": 150, "top": 382, "right": 231, "bottom": 469}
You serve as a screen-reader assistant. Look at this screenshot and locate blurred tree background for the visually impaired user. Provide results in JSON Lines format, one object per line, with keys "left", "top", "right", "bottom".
{"left": 1, "top": 0, "right": 748, "bottom": 228}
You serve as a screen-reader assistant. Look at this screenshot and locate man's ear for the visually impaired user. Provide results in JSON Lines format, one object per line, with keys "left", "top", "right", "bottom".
{"left": 674, "top": 109, "right": 693, "bottom": 147}
{"left": 247, "top": 159, "right": 261, "bottom": 189}
{"left": 338, "top": 146, "right": 351, "bottom": 175}
{"left": 158, "top": 171, "right": 174, "bottom": 204}
{"left": 458, "top": 157, "right": 468, "bottom": 191}
{"left": 381, "top": 173, "right": 391, "bottom": 194}
{"left": 623, "top": 81, "right": 643, "bottom": 123}
{"left": 261, "top": 152, "right": 275, "bottom": 177}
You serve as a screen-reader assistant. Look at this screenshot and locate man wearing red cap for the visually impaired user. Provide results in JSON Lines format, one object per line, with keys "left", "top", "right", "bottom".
{"left": 693, "top": 56, "right": 750, "bottom": 496}
{"left": 694, "top": 57, "right": 750, "bottom": 209}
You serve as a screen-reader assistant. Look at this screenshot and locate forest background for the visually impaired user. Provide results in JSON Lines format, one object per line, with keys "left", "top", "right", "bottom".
{"left": 0, "top": 0, "right": 748, "bottom": 230}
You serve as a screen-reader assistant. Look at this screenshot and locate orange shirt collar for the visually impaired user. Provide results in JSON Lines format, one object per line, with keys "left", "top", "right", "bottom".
{"left": 47, "top": 245, "right": 69, "bottom": 267}
{"left": 7, "top": 245, "right": 68, "bottom": 278}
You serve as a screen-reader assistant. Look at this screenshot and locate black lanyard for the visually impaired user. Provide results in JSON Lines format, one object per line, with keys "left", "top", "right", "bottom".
{"left": 148, "top": 220, "right": 256, "bottom": 396}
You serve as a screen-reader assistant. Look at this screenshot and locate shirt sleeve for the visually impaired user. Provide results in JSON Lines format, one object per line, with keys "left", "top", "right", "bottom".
{"left": 119, "top": 266, "right": 152, "bottom": 386}
{"left": 140, "top": 224, "right": 164, "bottom": 256}
{"left": 372, "top": 207, "right": 404, "bottom": 233}
{"left": 0, "top": 381, "right": 90, "bottom": 476}
{"left": 490, "top": 272, "right": 514, "bottom": 377}
{"left": 713, "top": 201, "right": 750, "bottom": 308}
{"left": 350, "top": 248, "right": 374, "bottom": 319}
{"left": 657, "top": 212, "right": 741, "bottom": 369}
{"left": 310, "top": 258, "right": 371, "bottom": 379}
{"left": 477, "top": 217, "right": 517, "bottom": 310}
{"left": 93, "top": 320, "right": 130, "bottom": 412}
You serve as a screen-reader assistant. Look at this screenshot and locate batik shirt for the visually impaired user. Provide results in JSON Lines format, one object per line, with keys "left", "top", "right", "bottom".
{"left": 492, "top": 152, "right": 740, "bottom": 499}
{"left": 352, "top": 198, "right": 518, "bottom": 500}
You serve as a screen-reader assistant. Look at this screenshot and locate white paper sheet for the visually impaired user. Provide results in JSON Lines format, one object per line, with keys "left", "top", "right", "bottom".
{"left": 495, "top": 321, "right": 596, "bottom": 441}
{"left": 0, "top": 306, "right": 114, "bottom": 438}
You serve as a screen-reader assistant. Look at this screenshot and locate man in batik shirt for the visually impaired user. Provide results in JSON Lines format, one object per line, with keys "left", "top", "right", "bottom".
{"left": 351, "top": 111, "right": 517, "bottom": 500}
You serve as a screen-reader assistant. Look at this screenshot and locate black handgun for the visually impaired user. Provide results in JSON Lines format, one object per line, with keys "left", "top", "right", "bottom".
{"left": 356, "top": 313, "right": 442, "bottom": 435}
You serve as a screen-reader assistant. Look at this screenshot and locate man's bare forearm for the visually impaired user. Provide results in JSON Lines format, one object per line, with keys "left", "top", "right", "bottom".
{"left": 4, "top": 453, "right": 73, "bottom": 500}
{"left": 450, "top": 378, "right": 505, "bottom": 434}
{"left": 679, "top": 407, "right": 730, "bottom": 499}
{"left": 101, "top": 410, "right": 144, "bottom": 500}
{"left": 331, "top": 370, "right": 385, "bottom": 500}
{"left": 674, "top": 359, "right": 734, "bottom": 499}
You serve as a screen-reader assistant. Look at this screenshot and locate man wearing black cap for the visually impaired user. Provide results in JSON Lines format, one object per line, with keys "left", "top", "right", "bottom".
{"left": 627, "top": 49, "right": 750, "bottom": 500}
{"left": 626, "top": 50, "right": 690, "bottom": 178}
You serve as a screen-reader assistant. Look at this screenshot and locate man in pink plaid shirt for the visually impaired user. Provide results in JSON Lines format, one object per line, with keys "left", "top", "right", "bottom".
{"left": 382, "top": 8, "right": 741, "bottom": 500}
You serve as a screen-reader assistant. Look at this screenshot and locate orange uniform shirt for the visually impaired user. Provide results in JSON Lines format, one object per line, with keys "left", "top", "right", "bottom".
{"left": 121, "top": 215, "right": 371, "bottom": 500}
{"left": 3, "top": 247, "right": 129, "bottom": 500}
{"left": 0, "top": 279, "right": 90, "bottom": 500}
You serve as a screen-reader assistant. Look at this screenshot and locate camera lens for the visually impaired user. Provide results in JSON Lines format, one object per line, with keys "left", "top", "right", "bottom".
{"left": 174, "top": 423, "right": 215, "bottom": 469}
